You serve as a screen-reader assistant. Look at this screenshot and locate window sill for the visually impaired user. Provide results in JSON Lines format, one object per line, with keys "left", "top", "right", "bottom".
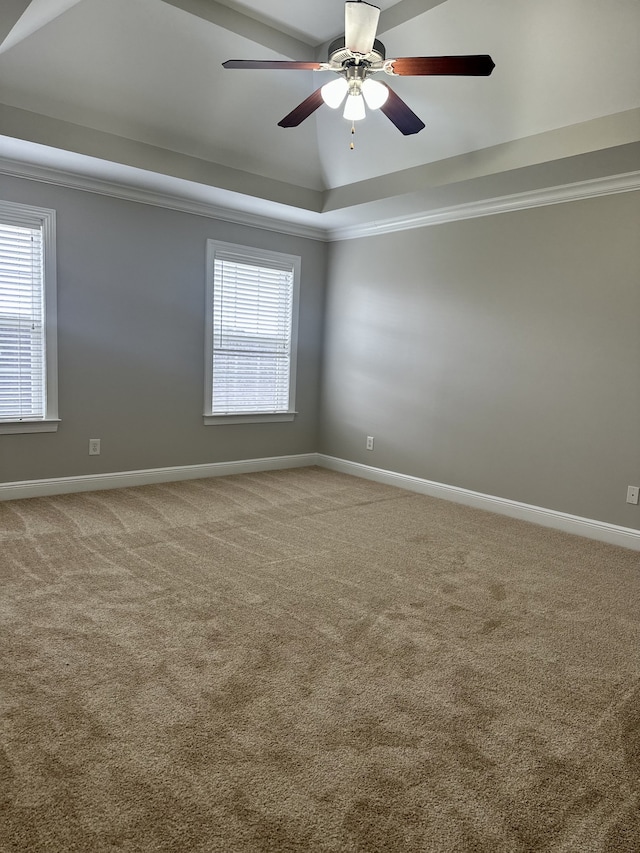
{"left": 0, "top": 419, "right": 61, "bottom": 435}
{"left": 204, "top": 412, "right": 297, "bottom": 426}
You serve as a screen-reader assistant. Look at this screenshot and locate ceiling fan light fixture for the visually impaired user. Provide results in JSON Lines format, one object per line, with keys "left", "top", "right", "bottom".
{"left": 362, "top": 77, "right": 389, "bottom": 110}
{"left": 321, "top": 77, "right": 349, "bottom": 109}
{"left": 224, "top": 0, "right": 494, "bottom": 136}
{"left": 343, "top": 93, "right": 366, "bottom": 121}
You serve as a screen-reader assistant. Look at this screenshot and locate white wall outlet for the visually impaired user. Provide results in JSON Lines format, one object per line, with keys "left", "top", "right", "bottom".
{"left": 627, "top": 485, "right": 639, "bottom": 505}
{"left": 89, "top": 438, "right": 101, "bottom": 456}
{"left": 366, "top": 435, "right": 374, "bottom": 451}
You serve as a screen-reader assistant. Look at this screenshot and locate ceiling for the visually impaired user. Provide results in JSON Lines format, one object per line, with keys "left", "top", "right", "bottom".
{"left": 0, "top": 0, "right": 639, "bottom": 238}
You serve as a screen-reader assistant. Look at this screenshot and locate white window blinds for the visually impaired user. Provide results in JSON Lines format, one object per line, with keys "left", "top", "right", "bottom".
{"left": 211, "top": 249, "right": 295, "bottom": 415}
{"left": 0, "top": 218, "right": 46, "bottom": 421}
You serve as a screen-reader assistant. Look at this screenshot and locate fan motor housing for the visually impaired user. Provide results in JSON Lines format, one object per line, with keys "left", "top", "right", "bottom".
{"left": 327, "top": 36, "right": 386, "bottom": 68}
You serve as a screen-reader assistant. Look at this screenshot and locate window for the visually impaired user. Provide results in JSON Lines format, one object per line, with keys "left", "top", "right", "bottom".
{"left": 204, "top": 240, "right": 300, "bottom": 424}
{"left": 0, "top": 200, "right": 59, "bottom": 434}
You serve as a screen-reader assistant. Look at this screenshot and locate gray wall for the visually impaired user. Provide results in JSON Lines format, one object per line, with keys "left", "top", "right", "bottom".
{"left": 320, "top": 191, "right": 640, "bottom": 530}
{"left": 2, "top": 172, "right": 639, "bottom": 532}
{"left": 0, "top": 175, "right": 327, "bottom": 482}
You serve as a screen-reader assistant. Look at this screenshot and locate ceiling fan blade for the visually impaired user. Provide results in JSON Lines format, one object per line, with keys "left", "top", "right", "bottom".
{"left": 278, "top": 87, "right": 325, "bottom": 128}
{"left": 379, "top": 85, "right": 425, "bottom": 135}
{"left": 345, "top": 1, "right": 380, "bottom": 55}
{"left": 223, "top": 60, "right": 322, "bottom": 70}
{"left": 389, "top": 55, "right": 495, "bottom": 76}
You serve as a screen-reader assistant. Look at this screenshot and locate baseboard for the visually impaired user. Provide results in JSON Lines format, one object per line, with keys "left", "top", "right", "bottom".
{"left": 0, "top": 453, "right": 319, "bottom": 501}
{"left": 3, "top": 452, "right": 638, "bottom": 551}
{"left": 317, "top": 455, "right": 640, "bottom": 552}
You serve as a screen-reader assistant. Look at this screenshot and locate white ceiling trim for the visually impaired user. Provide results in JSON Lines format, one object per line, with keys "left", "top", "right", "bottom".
{"left": 0, "top": 156, "right": 327, "bottom": 241}
{"left": 1, "top": 156, "right": 638, "bottom": 244}
{"left": 329, "top": 171, "right": 640, "bottom": 241}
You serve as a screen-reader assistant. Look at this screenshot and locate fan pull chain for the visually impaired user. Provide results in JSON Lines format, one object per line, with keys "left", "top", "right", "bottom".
{"left": 350, "top": 121, "right": 355, "bottom": 150}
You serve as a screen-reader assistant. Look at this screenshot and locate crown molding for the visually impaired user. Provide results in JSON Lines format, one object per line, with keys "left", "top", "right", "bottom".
{"left": 0, "top": 156, "right": 328, "bottom": 242}
{"left": 329, "top": 170, "right": 640, "bottom": 241}
{"left": 1, "top": 155, "right": 639, "bottom": 244}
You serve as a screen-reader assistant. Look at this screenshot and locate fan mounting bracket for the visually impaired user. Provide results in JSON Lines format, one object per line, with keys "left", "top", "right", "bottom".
{"left": 327, "top": 36, "right": 386, "bottom": 72}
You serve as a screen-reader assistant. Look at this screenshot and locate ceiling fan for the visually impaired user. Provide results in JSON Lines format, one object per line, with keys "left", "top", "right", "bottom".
{"left": 222, "top": 0, "right": 495, "bottom": 136}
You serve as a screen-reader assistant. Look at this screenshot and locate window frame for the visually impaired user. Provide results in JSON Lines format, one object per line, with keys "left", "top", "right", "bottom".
{"left": 203, "top": 239, "right": 300, "bottom": 426}
{"left": 0, "top": 199, "right": 59, "bottom": 435}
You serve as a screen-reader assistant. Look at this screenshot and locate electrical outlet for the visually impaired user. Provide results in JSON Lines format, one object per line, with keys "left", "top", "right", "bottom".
{"left": 88, "top": 438, "right": 101, "bottom": 456}
{"left": 627, "top": 486, "right": 639, "bottom": 505}
{"left": 366, "top": 436, "right": 374, "bottom": 451}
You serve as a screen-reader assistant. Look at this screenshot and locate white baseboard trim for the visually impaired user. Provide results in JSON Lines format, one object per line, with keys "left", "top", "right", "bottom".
{"left": 317, "top": 455, "right": 640, "bottom": 552}
{"left": 2, "top": 452, "right": 638, "bottom": 551}
{"left": 0, "top": 453, "right": 319, "bottom": 501}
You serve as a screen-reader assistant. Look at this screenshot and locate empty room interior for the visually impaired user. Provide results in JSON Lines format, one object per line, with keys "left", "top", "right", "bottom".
{"left": 1, "top": 0, "right": 639, "bottom": 850}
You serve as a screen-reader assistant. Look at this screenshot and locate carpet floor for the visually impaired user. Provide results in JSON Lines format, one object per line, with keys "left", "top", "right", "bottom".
{"left": 0, "top": 466, "right": 639, "bottom": 852}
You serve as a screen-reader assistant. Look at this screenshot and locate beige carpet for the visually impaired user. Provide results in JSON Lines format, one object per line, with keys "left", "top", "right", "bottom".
{"left": 1, "top": 466, "right": 639, "bottom": 852}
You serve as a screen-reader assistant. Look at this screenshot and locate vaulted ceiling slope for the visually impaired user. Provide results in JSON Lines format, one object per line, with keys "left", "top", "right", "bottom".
{"left": 0, "top": 0, "right": 639, "bottom": 238}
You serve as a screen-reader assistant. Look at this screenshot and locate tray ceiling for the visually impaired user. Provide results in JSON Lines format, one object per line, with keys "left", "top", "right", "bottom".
{"left": 0, "top": 0, "right": 638, "bottom": 237}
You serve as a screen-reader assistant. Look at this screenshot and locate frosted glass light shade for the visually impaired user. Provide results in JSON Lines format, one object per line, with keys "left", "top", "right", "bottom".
{"left": 362, "top": 78, "right": 389, "bottom": 110}
{"left": 343, "top": 93, "right": 366, "bottom": 121}
{"left": 321, "top": 77, "right": 348, "bottom": 109}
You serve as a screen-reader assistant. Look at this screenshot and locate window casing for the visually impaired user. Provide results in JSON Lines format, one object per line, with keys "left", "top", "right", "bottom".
{"left": 204, "top": 240, "right": 300, "bottom": 425}
{"left": 0, "top": 200, "right": 58, "bottom": 434}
